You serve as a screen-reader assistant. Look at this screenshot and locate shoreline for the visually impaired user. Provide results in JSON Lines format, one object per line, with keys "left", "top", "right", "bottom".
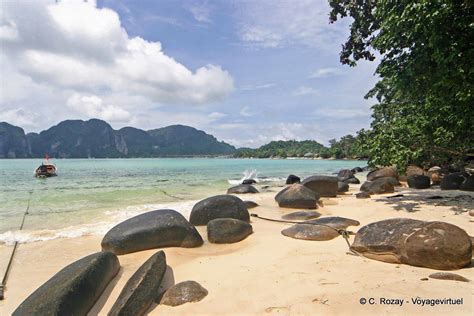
{"left": 1, "top": 181, "right": 473, "bottom": 315}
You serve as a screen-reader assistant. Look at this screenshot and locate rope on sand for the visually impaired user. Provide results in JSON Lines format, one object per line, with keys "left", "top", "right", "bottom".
{"left": 250, "top": 213, "right": 364, "bottom": 258}
{"left": 0, "top": 190, "right": 33, "bottom": 300}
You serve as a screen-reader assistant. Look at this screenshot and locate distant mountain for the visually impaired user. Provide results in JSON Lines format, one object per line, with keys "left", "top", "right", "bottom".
{"left": 0, "top": 119, "right": 236, "bottom": 158}
{"left": 234, "top": 140, "right": 326, "bottom": 158}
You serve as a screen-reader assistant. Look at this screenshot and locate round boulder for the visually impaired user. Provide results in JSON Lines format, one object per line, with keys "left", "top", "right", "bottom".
{"left": 302, "top": 175, "right": 339, "bottom": 197}
{"left": 102, "top": 209, "right": 203, "bottom": 255}
{"left": 337, "top": 169, "right": 354, "bottom": 178}
{"left": 286, "top": 174, "right": 301, "bottom": 184}
{"left": 406, "top": 165, "right": 425, "bottom": 177}
{"left": 343, "top": 177, "right": 360, "bottom": 184}
{"left": 460, "top": 175, "right": 474, "bottom": 192}
{"left": 427, "top": 166, "right": 443, "bottom": 185}
{"left": 275, "top": 184, "right": 319, "bottom": 209}
{"left": 207, "top": 218, "right": 253, "bottom": 244}
{"left": 338, "top": 181, "right": 349, "bottom": 193}
{"left": 227, "top": 184, "right": 259, "bottom": 194}
{"left": 190, "top": 195, "right": 250, "bottom": 226}
{"left": 161, "top": 281, "right": 208, "bottom": 306}
{"left": 360, "top": 178, "right": 395, "bottom": 194}
{"left": 367, "top": 167, "right": 398, "bottom": 181}
{"left": 407, "top": 175, "right": 431, "bottom": 189}
{"left": 242, "top": 179, "right": 257, "bottom": 185}
{"left": 440, "top": 172, "right": 467, "bottom": 190}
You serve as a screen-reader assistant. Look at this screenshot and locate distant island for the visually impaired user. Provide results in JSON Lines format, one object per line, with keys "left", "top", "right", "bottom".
{"left": 0, "top": 119, "right": 366, "bottom": 159}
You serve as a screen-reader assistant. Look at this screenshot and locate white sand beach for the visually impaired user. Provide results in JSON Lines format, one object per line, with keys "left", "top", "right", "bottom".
{"left": 1, "top": 183, "right": 473, "bottom": 315}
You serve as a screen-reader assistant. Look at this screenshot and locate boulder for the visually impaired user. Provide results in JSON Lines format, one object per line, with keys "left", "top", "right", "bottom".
{"left": 13, "top": 252, "right": 120, "bottom": 316}
{"left": 275, "top": 184, "right": 319, "bottom": 209}
{"left": 360, "top": 178, "right": 395, "bottom": 194}
{"left": 440, "top": 172, "right": 467, "bottom": 190}
{"left": 286, "top": 174, "right": 301, "bottom": 184}
{"left": 102, "top": 209, "right": 203, "bottom": 255}
{"left": 160, "top": 281, "right": 208, "bottom": 306}
{"left": 227, "top": 184, "right": 259, "bottom": 194}
{"left": 242, "top": 179, "right": 257, "bottom": 185}
{"left": 351, "top": 167, "right": 363, "bottom": 173}
{"left": 367, "top": 167, "right": 398, "bottom": 181}
{"left": 427, "top": 166, "right": 443, "bottom": 185}
{"left": 190, "top": 195, "right": 250, "bottom": 226}
{"left": 406, "top": 165, "right": 425, "bottom": 177}
{"left": 351, "top": 218, "right": 472, "bottom": 270}
{"left": 109, "top": 251, "right": 167, "bottom": 316}
{"left": 243, "top": 201, "right": 259, "bottom": 209}
{"left": 343, "top": 177, "right": 360, "bottom": 184}
{"left": 305, "top": 216, "right": 360, "bottom": 230}
{"left": 460, "top": 175, "right": 474, "bottom": 191}
{"left": 302, "top": 175, "right": 338, "bottom": 197}
{"left": 281, "top": 224, "right": 340, "bottom": 241}
{"left": 207, "top": 218, "right": 253, "bottom": 244}
{"left": 429, "top": 272, "right": 470, "bottom": 282}
{"left": 407, "top": 175, "right": 431, "bottom": 189}
{"left": 337, "top": 181, "right": 349, "bottom": 193}
{"left": 281, "top": 211, "right": 321, "bottom": 221}
{"left": 356, "top": 192, "right": 371, "bottom": 199}
{"left": 337, "top": 169, "right": 354, "bottom": 178}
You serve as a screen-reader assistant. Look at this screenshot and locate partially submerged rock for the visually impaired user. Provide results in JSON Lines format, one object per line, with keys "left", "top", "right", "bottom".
{"left": 13, "top": 252, "right": 120, "bottom": 316}
{"left": 207, "top": 218, "right": 253, "bottom": 244}
{"left": 302, "top": 175, "right": 338, "bottom": 197}
{"left": 227, "top": 184, "right": 259, "bottom": 194}
{"left": 190, "top": 195, "right": 250, "bottom": 226}
{"left": 161, "top": 281, "right": 208, "bottom": 306}
{"left": 275, "top": 184, "right": 319, "bottom": 209}
{"left": 351, "top": 218, "right": 472, "bottom": 270}
{"left": 102, "top": 209, "right": 203, "bottom": 255}
{"left": 281, "top": 211, "right": 321, "bottom": 221}
{"left": 109, "top": 251, "right": 167, "bottom": 316}
{"left": 429, "top": 272, "right": 470, "bottom": 282}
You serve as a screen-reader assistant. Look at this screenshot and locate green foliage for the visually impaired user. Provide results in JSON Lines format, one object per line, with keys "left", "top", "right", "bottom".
{"left": 329, "top": 0, "right": 474, "bottom": 170}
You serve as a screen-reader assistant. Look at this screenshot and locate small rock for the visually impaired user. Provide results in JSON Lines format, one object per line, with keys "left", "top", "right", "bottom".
{"left": 469, "top": 210, "right": 474, "bottom": 217}
{"left": 429, "top": 272, "right": 470, "bottom": 282}
{"left": 356, "top": 192, "right": 371, "bottom": 199}
{"left": 337, "top": 181, "right": 349, "bottom": 193}
{"left": 242, "top": 179, "right": 257, "bottom": 185}
{"left": 161, "top": 281, "right": 208, "bottom": 306}
{"left": 286, "top": 174, "right": 301, "bottom": 184}
{"left": 337, "top": 169, "right": 354, "bottom": 178}
{"left": 281, "top": 211, "right": 321, "bottom": 221}
{"left": 207, "top": 218, "right": 253, "bottom": 243}
{"left": 227, "top": 184, "right": 259, "bottom": 194}
{"left": 343, "top": 177, "right": 360, "bottom": 184}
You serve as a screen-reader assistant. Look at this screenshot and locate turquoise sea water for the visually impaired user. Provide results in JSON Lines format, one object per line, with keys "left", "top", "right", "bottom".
{"left": 0, "top": 158, "right": 365, "bottom": 244}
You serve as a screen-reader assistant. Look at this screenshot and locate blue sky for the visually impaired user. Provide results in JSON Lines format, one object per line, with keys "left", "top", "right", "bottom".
{"left": 0, "top": 0, "right": 378, "bottom": 147}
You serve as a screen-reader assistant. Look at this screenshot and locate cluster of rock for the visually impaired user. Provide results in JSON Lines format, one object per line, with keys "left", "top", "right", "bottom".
{"left": 14, "top": 193, "right": 257, "bottom": 315}
{"left": 405, "top": 165, "right": 474, "bottom": 191}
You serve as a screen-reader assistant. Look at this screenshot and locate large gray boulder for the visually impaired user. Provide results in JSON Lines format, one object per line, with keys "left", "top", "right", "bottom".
{"left": 460, "top": 175, "right": 474, "bottom": 192}
{"left": 338, "top": 181, "right": 349, "bottom": 193}
{"left": 109, "top": 251, "right": 167, "bottom": 316}
{"left": 351, "top": 218, "right": 472, "bottom": 270}
{"left": 406, "top": 165, "right": 425, "bottom": 177}
{"left": 189, "top": 195, "right": 250, "bottom": 226}
{"left": 207, "top": 218, "right": 253, "bottom": 244}
{"left": 440, "top": 172, "right": 467, "bottom": 190}
{"left": 275, "top": 184, "right": 319, "bottom": 209}
{"left": 102, "top": 209, "right": 203, "bottom": 255}
{"left": 160, "top": 281, "right": 208, "bottom": 306}
{"left": 407, "top": 175, "right": 431, "bottom": 189}
{"left": 360, "top": 177, "right": 396, "bottom": 194}
{"left": 302, "top": 175, "right": 339, "bottom": 197}
{"left": 13, "top": 252, "right": 120, "bottom": 316}
{"left": 227, "top": 184, "right": 259, "bottom": 194}
{"left": 367, "top": 167, "right": 398, "bottom": 181}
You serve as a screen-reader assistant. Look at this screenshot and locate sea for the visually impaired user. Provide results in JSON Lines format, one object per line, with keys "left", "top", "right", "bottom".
{"left": 0, "top": 158, "right": 365, "bottom": 245}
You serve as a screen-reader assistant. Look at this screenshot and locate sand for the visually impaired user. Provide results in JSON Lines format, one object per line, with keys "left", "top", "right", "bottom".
{"left": 1, "top": 183, "right": 473, "bottom": 315}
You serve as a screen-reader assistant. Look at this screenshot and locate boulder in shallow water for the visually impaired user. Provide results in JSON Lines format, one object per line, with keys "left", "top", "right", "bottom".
{"left": 227, "top": 184, "right": 259, "bottom": 194}
{"left": 367, "top": 167, "right": 398, "bottom": 181}
{"left": 102, "top": 209, "right": 203, "bottom": 255}
{"left": 161, "top": 281, "right": 208, "bottom": 306}
{"left": 13, "top": 251, "right": 120, "bottom": 316}
{"left": 302, "top": 175, "right": 338, "bottom": 197}
{"left": 351, "top": 218, "right": 472, "bottom": 270}
{"left": 407, "top": 175, "right": 431, "bottom": 189}
{"left": 440, "top": 172, "right": 466, "bottom": 190}
{"left": 360, "top": 178, "right": 395, "bottom": 194}
{"left": 243, "top": 200, "right": 259, "bottom": 209}
{"left": 207, "top": 218, "right": 253, "bottom": 244}
{"left": 281, "top": 211, "right": 321, "bottom": 221}
{"left": 275, "top": 184, "right": 319, "bottom": 209}
{"left": 109, "top": 251, "right": 167, "bottom": 316}
{"left": 242, "top": 179, "right": 257, "bottom": 185}
{"left": 190, "top": 195, "right": 249, "bottom": 226}
{"left": 286, "top": 174, "right": 301, "bottom": 184}
{"left": 460, "top": 175, "right": 474, "bottom": 191}
{"left": 338, "top": 181, "right": 349, "bottom": 193}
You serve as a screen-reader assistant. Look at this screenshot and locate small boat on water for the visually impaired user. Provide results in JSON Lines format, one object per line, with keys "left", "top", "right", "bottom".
{"left": 35, "top": 155, "right": 57, "bottom": 178}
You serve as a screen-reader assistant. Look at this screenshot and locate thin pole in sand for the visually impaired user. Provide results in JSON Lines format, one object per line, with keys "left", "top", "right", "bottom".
{"left": 0, "top": 190, "right": 33, "bottom": 300}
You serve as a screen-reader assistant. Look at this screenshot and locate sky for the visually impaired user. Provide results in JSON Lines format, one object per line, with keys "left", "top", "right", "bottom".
{"left": 0, "top": 0, "right": 379, "bottom": 147}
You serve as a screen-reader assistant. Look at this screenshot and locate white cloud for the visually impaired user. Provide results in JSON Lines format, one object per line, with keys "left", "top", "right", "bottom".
{"left": 309, "top": 67, "right": 341, "bottom": 78}
{"left": 0, "top": 108, "right": 40, "bottom": 128}
{"left": 236, "top": 0, "right": 349, "bottom": 49}
{"left": 240, "top": 83, "right": 276, "bottom": 91}
{"left": 293, "top": 86, "right": 319, "bottom": 96}
{"left": 208, "top": 112, "right": 227, "bottom": 120}
{"left": 186, "top": 1, "right": 212, "bottom": 23}
{"left": 0, "top": 0, "right": 233, "bottom": 128}
{"left": 67, "top": 94, "right": 132, "bottom": 122}
{"left": 239, "top": 106, "right": 255, "bottom": 117}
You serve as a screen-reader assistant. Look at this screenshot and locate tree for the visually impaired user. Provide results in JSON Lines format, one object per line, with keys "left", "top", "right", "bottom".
{"left": 329, "top": 0, "right": 474, "bottom": 170}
